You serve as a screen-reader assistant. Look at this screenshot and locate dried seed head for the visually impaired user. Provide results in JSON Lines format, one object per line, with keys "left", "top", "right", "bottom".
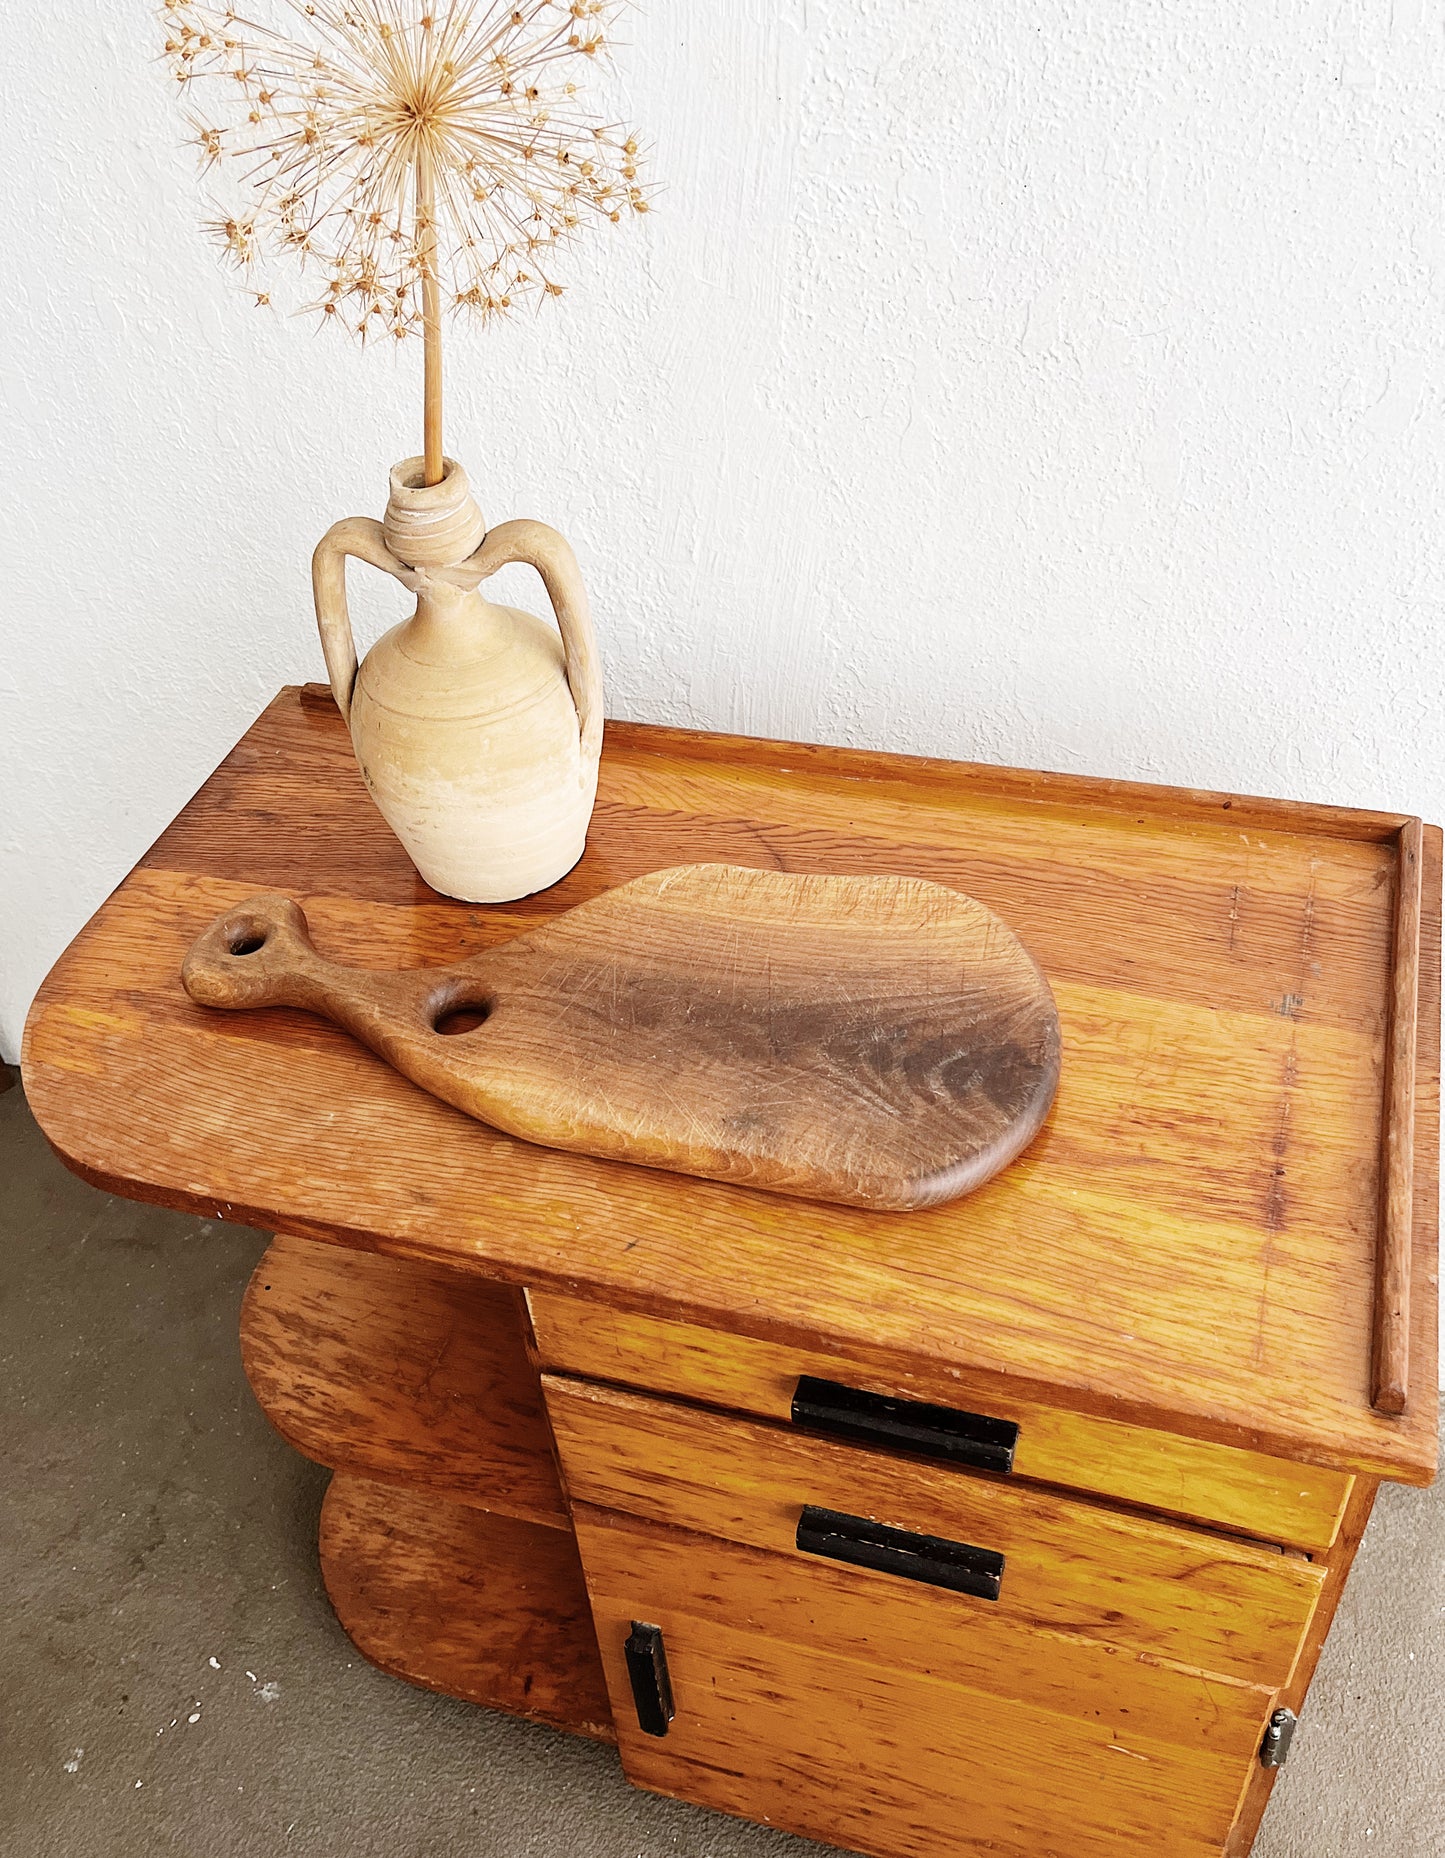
{"left": 158, "top": 0, "right": 652, "bottom": 337}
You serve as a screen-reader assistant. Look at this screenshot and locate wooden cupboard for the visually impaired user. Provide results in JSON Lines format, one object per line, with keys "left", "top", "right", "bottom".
{"left": 22, "top": 686, "right": 1438, "bottom": 1858}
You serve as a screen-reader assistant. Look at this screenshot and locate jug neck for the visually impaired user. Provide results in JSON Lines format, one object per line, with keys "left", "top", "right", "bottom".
{"left": 383, "top": 456, "right": 486, "bottom": 569}
{"left": 403, "top": 575, "right": 503, "bottom": 653}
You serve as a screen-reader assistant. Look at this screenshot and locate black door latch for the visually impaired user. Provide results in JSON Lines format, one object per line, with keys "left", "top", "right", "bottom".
{"left": 624, "top": 1621, "right": 675, "bottom": 1738}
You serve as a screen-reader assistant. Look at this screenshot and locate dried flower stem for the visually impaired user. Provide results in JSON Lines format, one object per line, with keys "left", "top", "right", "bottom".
{"left": 417, "top": 147, "right": 444, "bottom": 483}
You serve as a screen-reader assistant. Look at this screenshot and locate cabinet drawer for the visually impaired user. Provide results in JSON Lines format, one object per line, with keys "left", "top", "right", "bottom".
{"left": 572, "top": 1502, "right": 1273, "bottom": 1858}
{"left": 542, "top": 1376, "right": 1325, "bottom": 1689}
{"left": 527, "top": 1291, "right": 1351, "bottom": 1552}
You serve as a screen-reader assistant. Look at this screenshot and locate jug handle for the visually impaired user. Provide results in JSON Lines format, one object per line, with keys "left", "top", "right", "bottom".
{"left": 311, "top": 517, "right": 412, "bottom": 727}
{"left": 457, "top": 519, "right": 604, "bottom": 770}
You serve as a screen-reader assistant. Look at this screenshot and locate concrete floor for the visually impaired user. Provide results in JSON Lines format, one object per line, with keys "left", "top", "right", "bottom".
{"left": 2, "top": 1074, "right": 1442, "bottom": 1858}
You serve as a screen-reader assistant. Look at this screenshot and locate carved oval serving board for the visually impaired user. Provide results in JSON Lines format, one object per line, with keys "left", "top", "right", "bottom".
{"left": 181, "top": 865, "right": 1060, "bottom": 1210}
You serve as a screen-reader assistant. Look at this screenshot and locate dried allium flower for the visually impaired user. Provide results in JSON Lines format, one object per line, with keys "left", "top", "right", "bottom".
{"left": 159, "top": 0, "right": 651, "bottom": 339}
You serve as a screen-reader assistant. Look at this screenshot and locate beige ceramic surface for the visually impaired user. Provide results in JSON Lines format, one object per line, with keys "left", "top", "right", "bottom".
{"left": 312, "top": 457, "right": 603, "bottom": 902}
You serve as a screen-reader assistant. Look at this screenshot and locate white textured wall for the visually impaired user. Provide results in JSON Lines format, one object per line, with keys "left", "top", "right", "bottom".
{"left": 4, "top": 3, "right": 1445, "bottom": 1061}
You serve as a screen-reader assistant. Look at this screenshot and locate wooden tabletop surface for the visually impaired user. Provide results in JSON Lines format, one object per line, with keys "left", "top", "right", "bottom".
{"left": 22, "top": 687, "right": 1441, "bottom": 1482}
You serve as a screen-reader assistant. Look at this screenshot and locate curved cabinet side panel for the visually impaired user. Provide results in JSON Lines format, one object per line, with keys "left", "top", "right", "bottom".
{"left": 320, "top": 1472, "right": 612, "bottom": 1740}
{"left": 240, "top": 1231, "right": 569, "bottom": 1529}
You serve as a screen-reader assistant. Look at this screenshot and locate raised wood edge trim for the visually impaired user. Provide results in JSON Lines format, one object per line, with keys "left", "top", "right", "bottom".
{"left": 1372, "top": 818, "right": 1423, "bottom": 1415}
{"left": 298, "top": 685, "right": 1416, "bottom": 844}
{"left": 600, "top": 711, "right": 1418, "bottom": 844}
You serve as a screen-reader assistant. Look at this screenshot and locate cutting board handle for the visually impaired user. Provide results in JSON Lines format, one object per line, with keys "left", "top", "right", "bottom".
{"left": 181, "top": 894, "right": 481, "bottom": 1051}
{"left": 185, "top": 893, "right": 533, "bottom": 1131}
{"left": 182, "top": 895, "right": 348, "bottom": 1014}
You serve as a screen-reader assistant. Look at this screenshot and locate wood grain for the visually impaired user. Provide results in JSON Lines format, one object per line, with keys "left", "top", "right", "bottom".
{"left": 240, "top": 1231, "right": 568, "bottom": 1527}
{"left": 526, "top": 1290, "right": 1353, "bottom": 1552}
{"left": 21, "top": 688, "right": 1441, "bottom": 1482}
{"left": 180, "top": 867, "right": 1060, "bottom": 1210}
{"left": 571, "top": 1503, "right": 1272, "bottom": 1858}
{"left": 318, "top": 1472, "right": 613, "bottom": 1739}
{"left": 542, "top": 1376, "right": 1325, "bottom": 1688}
{"left": 1372, "top": 817, "right": 1422, "bottom": 1414}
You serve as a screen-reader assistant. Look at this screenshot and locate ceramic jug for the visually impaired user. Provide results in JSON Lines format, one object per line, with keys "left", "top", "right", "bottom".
{"left": 312, "top": 457, "right": 602, "bottom": 902}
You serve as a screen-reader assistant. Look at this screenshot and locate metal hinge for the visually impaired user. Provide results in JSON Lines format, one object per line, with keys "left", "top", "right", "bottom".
{"left": 1260, "top": 1708, "right": 1298, "bottom": 1768}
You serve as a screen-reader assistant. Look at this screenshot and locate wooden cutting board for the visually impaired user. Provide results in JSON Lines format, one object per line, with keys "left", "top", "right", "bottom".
{"left": 180, "top": 865, "right": 1060, "bottom": 1210}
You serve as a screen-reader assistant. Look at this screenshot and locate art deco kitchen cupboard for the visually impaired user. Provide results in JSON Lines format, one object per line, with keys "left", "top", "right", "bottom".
{"left": 23, "top": 688, "right": 1439, "bottom": 1858}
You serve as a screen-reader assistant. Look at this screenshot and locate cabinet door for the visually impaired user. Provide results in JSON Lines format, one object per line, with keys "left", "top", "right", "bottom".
{"left": 572, "top": 1501, "right": 1270, "bottom": 1858}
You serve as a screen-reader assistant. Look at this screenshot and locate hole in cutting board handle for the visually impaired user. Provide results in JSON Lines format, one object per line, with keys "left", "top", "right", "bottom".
{"left": 432, "top": 998, "right": 494, "bottom": 1037}
{"left": 229, "top": 934, "right": 267, "bottom": 957}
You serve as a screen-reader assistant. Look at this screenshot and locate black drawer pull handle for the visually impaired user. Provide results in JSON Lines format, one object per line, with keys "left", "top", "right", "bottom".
{"left": 792, "top": 1375, "right": 1019, "bottom": 1474}
{"left": 624, "top": 1621, "right": 675, "bottom": 1737}
{"left": 796, "top": 1504, "right": 1005, "bottom": 1601}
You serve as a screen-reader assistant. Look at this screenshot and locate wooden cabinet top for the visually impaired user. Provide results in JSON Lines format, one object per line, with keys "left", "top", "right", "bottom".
{"left": 23, "top": 687, "right": 1440, "bottom": 1483}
